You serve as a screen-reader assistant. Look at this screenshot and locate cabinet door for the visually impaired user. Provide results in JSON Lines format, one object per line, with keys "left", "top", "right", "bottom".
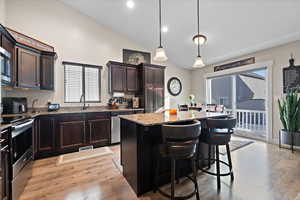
{"left": 87, "top": 118, "right": 110, "bottom": 147}
{"left": 1, "top": 145, "right": 10, "bottom": 200}
{"left": 40, "top": 55, "right": 54, "bottom": 90}
{"left": 126, "top": 67, "right": 138, "bottom": 92}
{"left": 57, "top": 115, "right": 86, "bottom": 152}
{"left": 154, "top": 68, "right": 164, "bottom": 111}
{"left": 111, "top": 65, "right": 126, "bottom": 92}
{"left": 36, "top": 116, "right": 56, "bottom": 156}
{"left": 17, "top": 47, "right": 40, "bottom": 88}
{"left": 144, "top": 67, "right": 155, "bottom": 113}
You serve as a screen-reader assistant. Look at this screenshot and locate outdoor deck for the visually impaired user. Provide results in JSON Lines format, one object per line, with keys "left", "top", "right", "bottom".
{"left": 226, "top": 109, "right": 267, "bottom": 140}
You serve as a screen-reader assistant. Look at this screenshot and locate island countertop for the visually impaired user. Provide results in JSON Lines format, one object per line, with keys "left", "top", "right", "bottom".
{"left": 119, "top": 111, "right": 228, "bottom": 126}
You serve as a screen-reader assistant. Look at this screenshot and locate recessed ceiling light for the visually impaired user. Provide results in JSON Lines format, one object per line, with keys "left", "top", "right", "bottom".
{"left": 126, "top": 0, "right": 135, "bottom": 9}
{"left": 162, "top": 26, "right": 168, "bottom": 33}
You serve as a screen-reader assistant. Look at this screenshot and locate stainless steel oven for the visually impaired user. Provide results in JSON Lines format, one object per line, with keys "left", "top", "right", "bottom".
{"left": 11, "top": 118, "right": 34, "bottom": 200}
{"left": 0, "top": 46, "right": 12, "bottom": 85}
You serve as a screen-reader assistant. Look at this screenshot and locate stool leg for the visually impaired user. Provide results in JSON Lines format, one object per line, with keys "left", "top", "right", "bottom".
{"left": 208, "top": 144, "right": 211, "bottom": 169}
{"left": 226, "top": 144, "right": 234, "bottom": 181}
{"left": 153, "top": 156, "right": 160, "bottom": 192}
{"left": 216, "top": 145, "right": 221, "bottom": 191}
{"left": 171, "top": 159, "right": 176, "bottom": 200}
{"left": 191, "top": 157, "right": 200, "bottom": 200}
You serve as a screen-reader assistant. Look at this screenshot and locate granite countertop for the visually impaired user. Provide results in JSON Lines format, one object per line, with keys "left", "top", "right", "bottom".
{"left": 119, "top": 111, "right": 228, "bottom": 126}
{"left": 1, "top": 124, "right": 11, "bottom": 130}
{"left": 1, "top": 107, "right": 144, "bottom": 118}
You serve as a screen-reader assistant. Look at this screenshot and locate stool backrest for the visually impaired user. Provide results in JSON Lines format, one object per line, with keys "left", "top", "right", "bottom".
{"left": 205, "top": 117, "right": 236, "bottom": 133}
{"left": 162, "top": 120, "right": 201, "bottom": 142}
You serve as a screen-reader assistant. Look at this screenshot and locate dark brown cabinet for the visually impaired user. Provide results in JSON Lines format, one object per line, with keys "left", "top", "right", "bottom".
{"left": 40, "top": 54, "right": 54, "bottom": 90}
{"left": 126, "top": 67, "right": 138, "bottom": 92}
{"left": 17, "top": 47, "right": 40, "bottom": 88}
{"left": 0, "top": 26, "right": 56, "bottom": 90}
{"left": 0, "top": 128, "right": 11, "bottom": 200}
{"left": 36, "top": 116, "right": 56, "bottom": 156}
{"left": 34, "top": 112, "right": 111, "bottom": 158}
{"left": 107, "top": 61, "right": 139, "bottom": 93}
{"left": 57, "top": 115, "right": 86, "bottom": 153}
{"left": 86, "top": 113, "right": 110, "bottom": 147}
{"left": 110, "top": 64, "right": 126, "bottom": 92}
{"left": 141, "top": 64, "right": 165, "bottom": 113}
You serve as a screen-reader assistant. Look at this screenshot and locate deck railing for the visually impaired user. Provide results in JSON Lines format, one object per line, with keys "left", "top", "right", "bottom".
{"left": 225, "top": 109, "right": 266, "bottom": 131}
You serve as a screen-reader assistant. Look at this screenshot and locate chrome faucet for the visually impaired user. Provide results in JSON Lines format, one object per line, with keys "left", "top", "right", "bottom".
{"left": 32, "top": 99, "right": 38, "bottom": 113}
{"left": 80, "top": 94, "right": 89, "bottom": 110}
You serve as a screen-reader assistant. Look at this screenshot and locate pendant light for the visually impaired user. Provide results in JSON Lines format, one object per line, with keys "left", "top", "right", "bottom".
{"left": 193, "top": 0, "right": 205, "bottom": 68}
{"left": 153, "top": 0, "right": 168, "bottom": 62}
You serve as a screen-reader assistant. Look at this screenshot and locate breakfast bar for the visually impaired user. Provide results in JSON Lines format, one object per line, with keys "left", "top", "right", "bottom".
{"left": 119, "top": 111, "right": 228, "bottom": 196}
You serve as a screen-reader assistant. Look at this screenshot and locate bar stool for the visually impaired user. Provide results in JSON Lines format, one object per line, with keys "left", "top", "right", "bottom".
{"left": 154, "top": 120, "right": 201, "bottom": 200}
{"left": 200, "top": 117, "right": 236, "bottom": 191}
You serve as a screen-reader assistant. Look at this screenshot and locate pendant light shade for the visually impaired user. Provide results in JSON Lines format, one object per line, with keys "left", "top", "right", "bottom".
{"left": 193, "top": 56, "right": 204, "bottom": 68}
{"left": 192, "top": 34, "right": 207, "bottom": 45}
{"left": 154, "top": 47, "right": 168, "bottom": 62}
{"left": 153, "top": 0, "right": 168, "bottom": 62}
{"left": 193, "top": 0, "right": 205, "bottom": 68}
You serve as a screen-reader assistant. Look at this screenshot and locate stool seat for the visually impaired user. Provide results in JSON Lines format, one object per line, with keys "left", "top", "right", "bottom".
{"left": 159, "top": 140, "right": 198, "bottom": 159}
{"left": 200, "top": 130, "right": 231, "bottom": 145}
{"left": 200, "top": 117, "right": 236, "bottom": 191}
{"left": 154, "top": 120, "right": 201, "bottom": 200}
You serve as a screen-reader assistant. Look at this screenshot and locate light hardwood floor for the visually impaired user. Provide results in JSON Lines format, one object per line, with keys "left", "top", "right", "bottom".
{"left": 20, "top": 140, "right": 300, "bottom": 200}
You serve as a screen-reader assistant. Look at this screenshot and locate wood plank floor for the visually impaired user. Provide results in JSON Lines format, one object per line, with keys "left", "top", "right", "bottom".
{"left": 20, "top": 139, "right": 300, "bottom": 200}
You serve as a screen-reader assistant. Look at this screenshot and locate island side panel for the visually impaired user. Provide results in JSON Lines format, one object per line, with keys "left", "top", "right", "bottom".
{"left": 120, "top": 119, "right": 139, "bottom": 194}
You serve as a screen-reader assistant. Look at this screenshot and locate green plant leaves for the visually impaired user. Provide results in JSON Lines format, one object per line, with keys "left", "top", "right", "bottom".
{"left": 278, "top": 89, "right": 300, "bottom": 132}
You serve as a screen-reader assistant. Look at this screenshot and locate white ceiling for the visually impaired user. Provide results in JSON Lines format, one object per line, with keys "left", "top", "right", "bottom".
{"left": 61, "top": 0, "right": 300, "bottom": 68}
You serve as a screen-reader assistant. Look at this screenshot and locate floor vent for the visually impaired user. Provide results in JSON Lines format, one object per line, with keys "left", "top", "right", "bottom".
{"left": 79, "top": 145, "right": 94, "bottom": 152}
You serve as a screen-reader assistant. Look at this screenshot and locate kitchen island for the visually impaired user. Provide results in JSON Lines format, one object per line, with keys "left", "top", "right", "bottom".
{"left": 119, "top": 111, "right": 228, "bottom": 196}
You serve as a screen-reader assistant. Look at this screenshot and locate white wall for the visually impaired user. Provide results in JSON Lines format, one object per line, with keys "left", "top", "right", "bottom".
{"left": 3, "top": 0, "right": 192, "bottom": 109}
{"left": 0, "top": 0, "right": 5, "bottom": 25}
{"left": 191, "top": 40, "right": 300, "bottom": 140}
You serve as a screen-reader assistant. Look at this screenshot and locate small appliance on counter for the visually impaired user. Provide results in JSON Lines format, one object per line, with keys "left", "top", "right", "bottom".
{"left": 2, "top": 97, "right": 28, "bottom": 114}
{"left": 132, "top": 97, "right": 139, "bottom": 108}
{"left": 47, "top": 102, "right": 60, "bottom": 112}
{"left": 108, "top": 97, "right": 128, "bottom": 109}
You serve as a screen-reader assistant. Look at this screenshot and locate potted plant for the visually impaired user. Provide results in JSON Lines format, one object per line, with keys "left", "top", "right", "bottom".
{"left": 278, "top": 89, "right": 300, "bottom": 148}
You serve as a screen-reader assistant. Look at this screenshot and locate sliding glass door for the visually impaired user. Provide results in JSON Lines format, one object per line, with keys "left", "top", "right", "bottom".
{"left": 206, "top": 69, "right": 267, "bottom": 140}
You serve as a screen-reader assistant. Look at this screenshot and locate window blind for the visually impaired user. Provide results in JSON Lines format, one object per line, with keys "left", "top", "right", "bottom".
{"left": 64, "top": 64, "right": 100, "bottom": 103}
{"left": 85, "top": 67, "right": 100, "bottom": 102}
{"left": 65, "top": 65, "right": 83, "bottom": 102}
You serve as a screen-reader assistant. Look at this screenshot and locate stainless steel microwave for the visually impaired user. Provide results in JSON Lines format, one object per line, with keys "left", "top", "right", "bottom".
{"left": 0, "top": 46, "right": 12, "bottom": 85}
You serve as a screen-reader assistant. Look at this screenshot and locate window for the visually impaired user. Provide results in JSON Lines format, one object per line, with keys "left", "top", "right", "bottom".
{"left": 63, "top": 62, "right": 102, "bottom": 103}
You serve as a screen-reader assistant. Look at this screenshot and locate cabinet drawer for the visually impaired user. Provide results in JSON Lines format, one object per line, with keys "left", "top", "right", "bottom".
{"left": 86, "top": 112, "right": 110, "bottom": 120}
{"left": 57, "top": 114, "right": 85, "bottom": 122}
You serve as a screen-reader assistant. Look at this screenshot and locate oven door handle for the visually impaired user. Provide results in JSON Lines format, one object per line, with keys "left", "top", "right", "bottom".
{"left": 12, "top": 119, "right": 34, "bottom": 138}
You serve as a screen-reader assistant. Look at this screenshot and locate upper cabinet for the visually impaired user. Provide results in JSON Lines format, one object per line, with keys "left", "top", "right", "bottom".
{"left": 126, "top": 67, "right": 139, "bottom": 92}
{"left": 17, "top": 47, "right": 40, "bottom": 88}
{"left": 107, "top": 61, "right": 139, "bottom": 93}
{"left": 0, "top": 26, "right": 56, "bottom": 90}
{"left": 40, "top": 53, "right": 54, "bottom": 90}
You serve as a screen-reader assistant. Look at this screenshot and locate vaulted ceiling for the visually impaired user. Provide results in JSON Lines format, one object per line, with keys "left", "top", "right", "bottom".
{"left": 61, "top": 0, "right": 300, "bottom": 68}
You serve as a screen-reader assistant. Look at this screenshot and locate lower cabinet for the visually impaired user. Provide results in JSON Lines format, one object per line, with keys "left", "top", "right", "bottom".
{"left": 58, "top": 118, "right": 86, "bottom": 153}
{"left": 34, "top": 112, "right": 111, "bottom": 159}
{"left": 87, "top": 118, "right": 110, "bottom": 147}
{"left": 35, "top": 116, "right": 56, "bottom": 158}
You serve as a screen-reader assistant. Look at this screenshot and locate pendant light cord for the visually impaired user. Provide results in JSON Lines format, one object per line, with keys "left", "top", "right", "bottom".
{"left": 197, "top": 0, "right": 201, "bottom": 57}
{"left": 159, "top": 0, "right": 162, "bottom": 48}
